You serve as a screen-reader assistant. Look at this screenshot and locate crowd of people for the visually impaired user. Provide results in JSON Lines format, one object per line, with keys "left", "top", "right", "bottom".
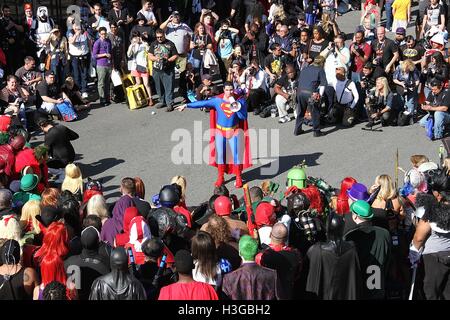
{"left": 1, "top": 127, "right": 450, "bottom": 300}
{"left": 0, "top": 0, "right": 448, "bottom": 138}
{"left": 0, "top": 0, "right": 450, "bottom": 301}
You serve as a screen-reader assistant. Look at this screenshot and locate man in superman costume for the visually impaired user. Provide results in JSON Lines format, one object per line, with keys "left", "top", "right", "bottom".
{"left": 176, "top": 82, "right": 251, "bottom": 188}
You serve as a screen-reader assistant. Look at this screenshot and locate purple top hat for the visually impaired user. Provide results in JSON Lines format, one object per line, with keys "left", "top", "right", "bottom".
{"left": 347, "top": 183, "right": 370, "bottom": 202}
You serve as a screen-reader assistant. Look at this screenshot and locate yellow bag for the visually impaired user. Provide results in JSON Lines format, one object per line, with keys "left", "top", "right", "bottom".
{"left": 126, "top": 84, "right": 148, "bottom": 110}
{"left": 121, "top": 73, "right": 135, "bottom": 89}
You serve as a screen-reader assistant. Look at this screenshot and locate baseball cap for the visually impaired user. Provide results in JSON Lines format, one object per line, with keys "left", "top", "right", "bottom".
{"left": 172, "top": 11, "right": 180, "bottom": 16}
{"left": 45, "top": 70, "right": 55, "bottom": 77}
{"left": 396, "top": 27, "right": 406, "bottom": 35}
{"left": 201, "top": 74, "right": 212, "bottom": 81}
{"left": 363, "top": 61, "right": 374, "bottom": 69}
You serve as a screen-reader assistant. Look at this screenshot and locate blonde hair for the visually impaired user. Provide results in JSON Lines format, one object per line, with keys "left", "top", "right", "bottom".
{"left": 410, "top": 155, "right": 429, "bottom": 168}
{"left": 375, "top": 77, "right": 390, "bottom": 98}
{"left": 20, "top": 200, "right": 41, "bottom": 234}
{"left": 61, "top": 164, "right": 83, "bottom": 195}
{"left": 171, "top": 175, "right": 187, "bottom": 201}
{"left": 443, "top": 157, "right": 450, "bottom": 175}
{"left": 375, "top": 174, "right": 396, "bottom": 200}
{"left": 0, "top": 215, "right": 22, "bottom": 243}
{"left": 87, "top": 194, "right": 109, "bottom": 220}
{"left": 401, "top": 59, "right": 415, "bottom": 73}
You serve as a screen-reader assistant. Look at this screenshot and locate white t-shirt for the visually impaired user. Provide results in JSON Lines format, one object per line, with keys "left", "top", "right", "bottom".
{"left": 165, "top": 23, "right": 193, "bottom": 55}
{"left": 329, "top": 78, "right": 359, "bottom": 108}
{"left": 138, "top": 9, "right": 156, "bottom": 23}
{"left": 193, "top": 260, "right": 222, "bottom": 287}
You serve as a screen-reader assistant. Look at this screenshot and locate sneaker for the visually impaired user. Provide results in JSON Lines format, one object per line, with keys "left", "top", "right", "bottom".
{"left": 285, "top": 116, "right": 292, "bottom": 122}
{"left": 278, "top": 116, "right": 288, "bottom": 123}
{"left": 166, "top": 104, "right": 174, "bottom": 112}
{"left": 403, "top": 110, "right": 411, "bottom": 116}
{"left": 82, "top": 92, "right": 89, "bottom": 99}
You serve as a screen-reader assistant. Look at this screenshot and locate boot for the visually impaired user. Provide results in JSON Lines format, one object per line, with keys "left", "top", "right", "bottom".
{"left": 215, "top": 164, "right": 225, "bottom": 187}
{"left": 234, "top": 165, "right": 243, "bottom": 188}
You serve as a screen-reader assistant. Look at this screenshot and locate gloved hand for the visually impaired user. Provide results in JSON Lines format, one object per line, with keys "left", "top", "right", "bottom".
{"left": 408, "top": 244, "right": 422, "bottom": 268}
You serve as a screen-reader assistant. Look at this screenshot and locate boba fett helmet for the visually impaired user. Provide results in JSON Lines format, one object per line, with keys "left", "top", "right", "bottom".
{"left": 287, "top": 166, "right": 307, "bottom": 189}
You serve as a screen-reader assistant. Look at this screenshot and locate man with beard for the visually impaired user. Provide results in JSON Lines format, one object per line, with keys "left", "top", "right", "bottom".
{"left": 324, "top": 63, "right": 359, "bottom": 127}
{"left": 274, "top": 64, "right": 297, "bottom": 123}
{"left": 29, "top": 6, "right": 55, "bottom": 71}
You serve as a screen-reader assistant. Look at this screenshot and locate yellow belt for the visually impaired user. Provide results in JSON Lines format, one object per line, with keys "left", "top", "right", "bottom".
{"left": 216, "top": 124, "right": 237, "bottom": 131}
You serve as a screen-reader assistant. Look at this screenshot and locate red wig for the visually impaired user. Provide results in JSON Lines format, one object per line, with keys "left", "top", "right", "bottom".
{"left": 134, "top": 177, "right": 146, "bottom": 199}
{"left": 35, "top": 222, "right": 69, "bottom": 284}
{"left": 336, "top": 177, "right": 357, "bottom": 215}
{"left": 301, "top": 185, "right": 324, "bottom": 214}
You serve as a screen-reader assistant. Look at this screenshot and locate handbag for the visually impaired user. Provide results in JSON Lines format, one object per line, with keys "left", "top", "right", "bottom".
{"left": 111, "top": 69, "right": 122, "bottom": 87}
{"left": 44, "top": 54, "right": 52, "bottom": 71}
{"left": 56, "top": 101, "right": 78, "bottom": 122}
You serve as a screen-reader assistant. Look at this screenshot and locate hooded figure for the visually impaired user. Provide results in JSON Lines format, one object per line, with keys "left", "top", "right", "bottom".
{"left": 101, "top": 195, "right": 135, "bottom": 246}
{"left": 306, "top": 213, "right": 362, "bottom": 300}
{"left": 89, "top": 247, "right": 147, "bottom": 300}
{"left": 64, "top": 226, "right": 110, "bottom": 300}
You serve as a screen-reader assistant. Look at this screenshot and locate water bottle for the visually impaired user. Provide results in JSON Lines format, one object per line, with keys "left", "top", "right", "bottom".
{"left": 271, "top": 108, "right": 277, "bottom": 118}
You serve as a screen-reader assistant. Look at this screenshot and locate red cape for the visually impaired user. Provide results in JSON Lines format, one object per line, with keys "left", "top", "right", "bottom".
{"left": 209, "top": 93, "right": 252, "bottom": 174}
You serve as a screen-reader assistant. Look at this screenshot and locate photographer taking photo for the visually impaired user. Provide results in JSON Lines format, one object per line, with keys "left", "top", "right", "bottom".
{"left": 421, "top": 51, "right": 449, "bottom": 99}
{"left": 324, "top": 62, "right": 359, "bottom": 127}
{"left": 322, "top": 34, "right": 350, "bottom": 84}
{"left": 419, "top": 79, "right": 450, "bottom": 140}
{"left": 240, "top": 59, "right": 268, "bottom": 115}
{"left": 393, "top": 59, "right": 420, "bottom": 116}
{"left": 365, "top": 77, "right": 396, "bottom": 127}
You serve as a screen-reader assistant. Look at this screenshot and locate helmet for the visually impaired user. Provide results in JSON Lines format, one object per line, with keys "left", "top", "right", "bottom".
{"left": 287, "top": 192, "right": 310, "bottom": 215}
{"left": 159, "top": 185, "right": 180, "bottom": 208}
{"left": 287, "top": 167, "right": 307, "bottom": 189}
{"left": 214, "top": 196, "right": 232, "bottom": 216}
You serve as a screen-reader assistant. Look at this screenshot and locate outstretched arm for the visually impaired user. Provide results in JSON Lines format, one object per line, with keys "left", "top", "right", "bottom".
{"left": 176, "top": 98, "right": 219, "bottom": 111}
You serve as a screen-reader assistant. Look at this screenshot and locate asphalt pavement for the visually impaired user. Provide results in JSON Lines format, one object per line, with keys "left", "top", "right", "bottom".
{"left": 32, "top": 5, "right": 444, "bottom": 205}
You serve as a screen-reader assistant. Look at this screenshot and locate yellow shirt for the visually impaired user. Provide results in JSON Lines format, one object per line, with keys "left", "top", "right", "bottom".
{"left": 392, "top": 0, "right": 410, "bottom": 21}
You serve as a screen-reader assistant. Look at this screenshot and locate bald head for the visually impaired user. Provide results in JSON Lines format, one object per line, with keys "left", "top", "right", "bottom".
{"left": 377, "top": 26, "right": 386, "bottom": 41}
{"left": 271, "top": 223, "right": 288, "bottom": 244}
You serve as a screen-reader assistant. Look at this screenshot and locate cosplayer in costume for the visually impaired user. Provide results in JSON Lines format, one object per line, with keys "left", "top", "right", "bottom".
{"left": 177, "top": 82, "right": 251, "bottom": 188}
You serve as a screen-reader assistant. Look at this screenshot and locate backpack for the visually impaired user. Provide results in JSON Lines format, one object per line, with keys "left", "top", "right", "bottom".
{"left": 425, "top": 115, "right": 434, "bottom": 140}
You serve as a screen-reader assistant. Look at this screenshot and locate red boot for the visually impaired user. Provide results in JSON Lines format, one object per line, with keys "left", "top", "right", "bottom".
{"left": 215, "top": 164, "right": 225, "bottom": 187}
{"left": 234, "top": 165, "right": 243, "bottom": 188}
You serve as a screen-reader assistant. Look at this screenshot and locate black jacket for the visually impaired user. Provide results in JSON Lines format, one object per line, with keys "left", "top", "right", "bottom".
{"left": 65, "top": 249, "right": 110, "bottom": 300}
{"left": 89, "top": 268, "right": 147, "bottom": 300}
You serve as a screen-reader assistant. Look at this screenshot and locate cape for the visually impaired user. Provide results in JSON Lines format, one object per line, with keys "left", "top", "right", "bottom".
{"left": 208, "top": 93, "right": 252, "bottom": 174}
{"left": 306, "top": 242, "right": 362, "bottom": 300}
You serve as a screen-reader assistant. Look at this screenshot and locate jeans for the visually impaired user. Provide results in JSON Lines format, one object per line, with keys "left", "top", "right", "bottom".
{"left": 153, "top": 69, "right": 175, "bottom": 106}
{"left": 51, "top": 59, "right": 66, "bottom": 88}
{"left": 400, "top": 91, "right": 418, "bottom": 114}
{"left": 385, "top": 1, "right": 394, "bottom": 30}
{"left": 419, "top": 112, "right": 450, "bottom": 139}
{"left": 71, "top": 57, "right": 88, "bottom": 94}
{"left": 96, "top": 66, "right": 112, "bottom": 101}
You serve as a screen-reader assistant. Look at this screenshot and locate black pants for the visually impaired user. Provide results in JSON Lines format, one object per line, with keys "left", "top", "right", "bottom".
{"left": 246, "top": 88, "right": 266, "bottom": 112}
{"left": 294, "top": 91, "right": 320, "bottom": 134}
{"left": 423, "top": 253, "right": 450, "bottom": 300}
{"left": 324, "top": 86, "right": 356, "bottom": 127}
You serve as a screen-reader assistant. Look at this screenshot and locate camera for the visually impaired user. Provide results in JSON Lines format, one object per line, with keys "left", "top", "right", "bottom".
{"left": 248, "top": 66, "right": 257, "bottom": 76}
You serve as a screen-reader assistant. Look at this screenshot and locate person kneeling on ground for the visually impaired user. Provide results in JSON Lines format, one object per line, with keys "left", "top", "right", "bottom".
{"left": 36, "top": 71, "right": 72, "bottom": 118}
{"left": 274, "top": 64, "right": 298, "bottom": 124}
{"left": 365, "top": 77, "right": 397, "bottom": 127}
{"left": 419, "top": 79, "right": 450, "bottom": 140}
{"left": 61, "top": 77, "right": 90, "bottom": 111}
{"left": 325, "top": 63, "right": 359, "bottom": 127}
